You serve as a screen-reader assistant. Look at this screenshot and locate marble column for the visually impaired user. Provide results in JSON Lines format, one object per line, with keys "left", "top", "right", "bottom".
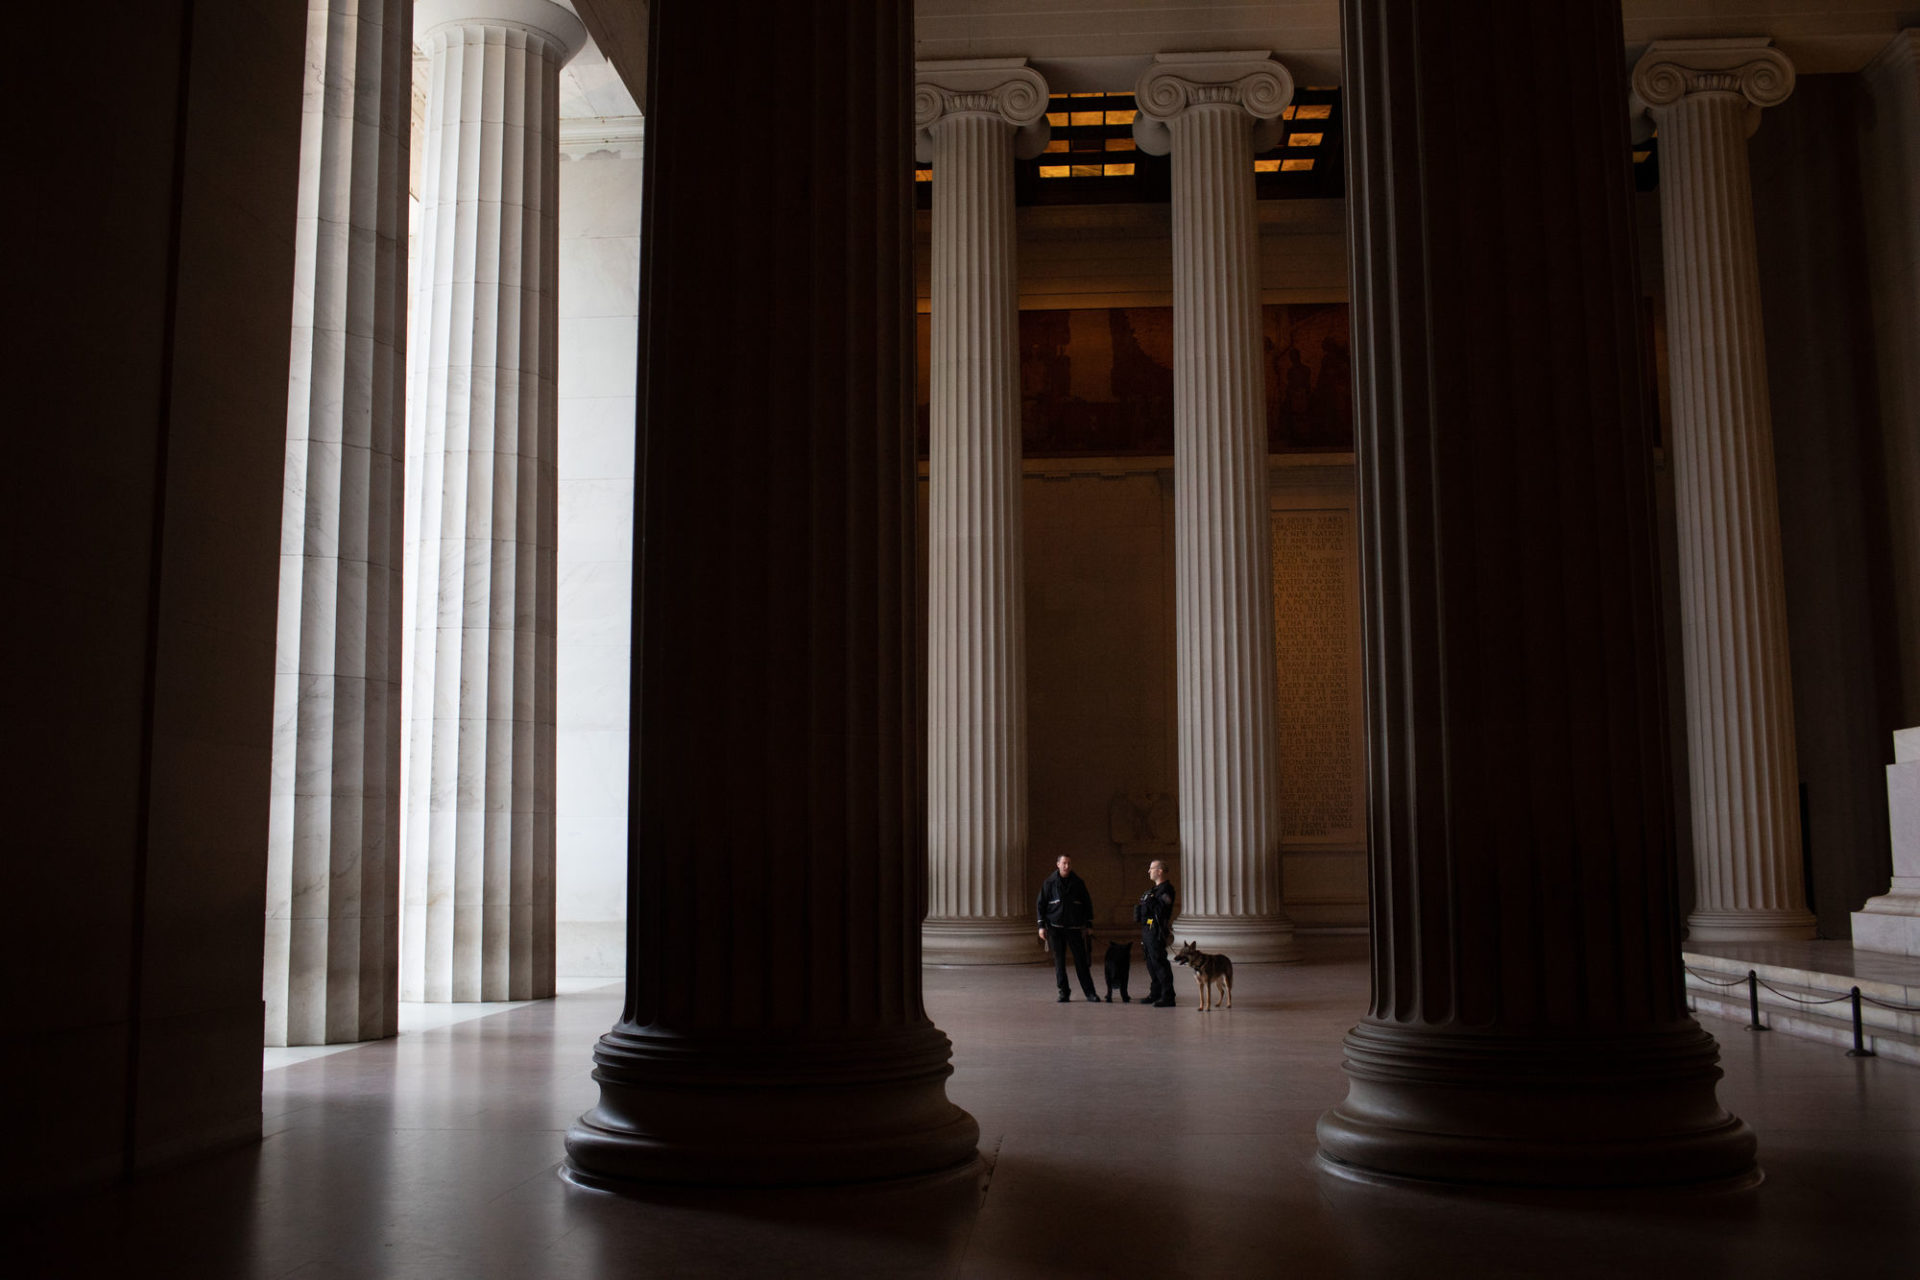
{"left": 1316, "top": 0, "right": 1754, "bottom": 1188}
{"left": 1633, "top": 39, "right": 1815, "bottom": 943}
{"left": 264, "top": 0, "right": 411, "bottom": 1047}
{"left": 401, "top": 0, "right": 585, "bottom": 1002}
{"left": 916, "top": 60, "right": 1048, "bottom": 965}
{"left": 565, "top": 0, "right": 978, "bottom": 1188}
{"left": 1133, "top": 53, "right": 1300, "bottom": 963}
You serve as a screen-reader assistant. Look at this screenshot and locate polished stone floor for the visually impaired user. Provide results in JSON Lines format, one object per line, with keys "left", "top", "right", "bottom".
{"left": 12, "top": 944, "right": 1918, "bottom": 1278}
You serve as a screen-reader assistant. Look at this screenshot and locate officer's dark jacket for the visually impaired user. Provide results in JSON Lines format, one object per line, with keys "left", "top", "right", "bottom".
{"left": 1136, "top": 880, "right": 1177, "bottom": 940}
{"left": 1036, "top": 871, "right": 1094, "bottom": 929}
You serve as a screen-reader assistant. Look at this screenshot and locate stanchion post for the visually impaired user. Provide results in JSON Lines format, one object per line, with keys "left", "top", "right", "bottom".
{"left": 1747, "top": 970, "right": 1768, "bottom": 1032}
{"left": 1846, "top": 987, "right": 1876, "bottom": 1058}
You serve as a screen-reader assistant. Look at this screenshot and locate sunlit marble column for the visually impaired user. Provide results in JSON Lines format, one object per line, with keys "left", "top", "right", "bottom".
{"left": 264, "top": 0, "right": 411, "bottom": 1047}
{"left": 1134, "top": 53, "right": 1300, "bottom": 963}
{"left": 1317, "top": 0, "right": 1753, "bottom": 1189}
{"left": 401, "top": 0, "right": 585, "bottom": 1002}
{"left": 565, "top": 0, "right": 979, "bottom": 1188}
{"left": 1633, "top": 39, "right": 1815, "bottom": 943}
{"left": 917, "top": 60, "right": 1048, "bottom": 965}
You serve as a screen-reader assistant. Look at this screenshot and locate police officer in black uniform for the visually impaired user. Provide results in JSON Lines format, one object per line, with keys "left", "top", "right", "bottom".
{"left": 1136, "top": 858, "right": 1177, "bottom": 1006}
{"left": 1036, "top": 854, "right": 1100, "bottom": 1002}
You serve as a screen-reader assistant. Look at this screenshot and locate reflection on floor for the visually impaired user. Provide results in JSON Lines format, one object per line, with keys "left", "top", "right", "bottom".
{"left": 14, "top": 944, "right": 1919, "bottom": 1278}
{"left": 263, "top": 977, "right": 618, "bottom": 1070}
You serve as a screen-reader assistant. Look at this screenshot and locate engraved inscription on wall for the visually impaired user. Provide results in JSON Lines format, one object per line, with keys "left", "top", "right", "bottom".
{"left": 1272, "top": 509, "right": 1364, "bottom": 843}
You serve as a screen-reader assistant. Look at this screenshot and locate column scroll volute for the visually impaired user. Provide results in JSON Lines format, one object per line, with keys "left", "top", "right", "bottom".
{"left": 1631, "top": 39, "right": 1795, "bottom": 136}
{"left": 914, "top": 60, "right": 1051, "bottom": 163}
{"left": 1132, "top": 52, "right": 1293, "bottom": 155}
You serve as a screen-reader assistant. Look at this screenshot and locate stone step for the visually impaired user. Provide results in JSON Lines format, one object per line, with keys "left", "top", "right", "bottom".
{"left": 1683, "top": 950, "right": 1920, "bottom": 1066}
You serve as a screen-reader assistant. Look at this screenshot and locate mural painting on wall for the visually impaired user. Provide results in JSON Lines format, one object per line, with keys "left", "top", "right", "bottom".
{"left": 914, "top": 303, "right": 1353, "bottom": 458}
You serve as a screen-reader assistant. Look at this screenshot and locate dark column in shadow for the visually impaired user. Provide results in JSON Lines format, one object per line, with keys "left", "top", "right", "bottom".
{"left": 564, "top": 0, "right": 979, "bottom": 1188}
{"left": 1316, "top": 0, "right": 1757, "bottom": 1189}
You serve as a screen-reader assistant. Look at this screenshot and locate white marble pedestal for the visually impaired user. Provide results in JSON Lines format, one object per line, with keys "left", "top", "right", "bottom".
{"left": 1853, "top": 727, "right": 1920, "bottom": 957}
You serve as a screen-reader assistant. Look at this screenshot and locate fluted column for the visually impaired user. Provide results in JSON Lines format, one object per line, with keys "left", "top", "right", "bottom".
{"left": 564, "top": 0, "right": 978, "bottom": 1188}
{"left": 1134, "top": 53, "right": 1300, "bottom": 963}
{"left": 401, "top": 0, "right": 584, "bottom": 1003}
{"left": 1633, "top": 40, "right": 1815, "bottom": 943}
{"left": 1316, "top": 0, "right": 1754, "bottom": 1189}
{"left": 917, "top": 60, "right": 1048, "bottom": 965}
{"left": 264, "top": 0, "right": 411, "bottom": 1047}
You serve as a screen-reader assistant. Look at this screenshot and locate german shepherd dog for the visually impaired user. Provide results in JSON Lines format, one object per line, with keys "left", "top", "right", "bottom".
{"left": 1174, "top": 940, "right": 1233, "bottom": 1012}
{"left": 1103, "top": 941, "right": 1132, "bottom": 1002}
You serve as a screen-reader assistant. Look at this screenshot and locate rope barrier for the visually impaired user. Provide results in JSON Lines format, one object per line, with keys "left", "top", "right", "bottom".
{"left": 1756, "top": 986, "right": 1853, "bottom": 1007}
{"left": 1685, "top": 963, "right": 1920, "bottom": 1057}
{"left": 1683, "top": 967, "right": 1750, "bottom": 988}
{"left": 1684, "top": 966, "right": 1920, "bottom": 1013}
{"left": 1858, "top": 992, "right": 1920, "bottom": 1013}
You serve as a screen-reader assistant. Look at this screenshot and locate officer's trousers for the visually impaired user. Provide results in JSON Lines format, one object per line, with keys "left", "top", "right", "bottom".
{"left": 1049, "top": 927, "right": 1098, "bottom": 998}
{"left": 1142, "top": 927, "right": 1172, "bottom": 1000}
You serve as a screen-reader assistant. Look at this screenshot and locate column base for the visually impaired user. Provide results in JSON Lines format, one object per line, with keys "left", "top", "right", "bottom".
{"left": 1171, "top": 913, "right": 1303, "bottom": 963}
{"left": 922, "top": 918, "right": 1047, "bottom": 965}
{"left": 564, "top": 1023, "right": 979, "bottom": 1188}
{"left": 1316, "top": 1021, "right": 1757, "bottom": 1189}
{"left": 1685, "top": 908, "right": 1818, "bottom": 943}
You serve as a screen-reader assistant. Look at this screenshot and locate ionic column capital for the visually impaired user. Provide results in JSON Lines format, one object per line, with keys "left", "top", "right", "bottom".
{"left": 1132, "top": 51, "right": 1293, "bottom": 155}
{"left": 415, "top": 0, "right": 588, "bottom": 63}
{"left": 915, "top": 59, "right": 1051, "bottom": 161}
{"left": 1632, "top": 38, "right": 1794, "bottom": 135}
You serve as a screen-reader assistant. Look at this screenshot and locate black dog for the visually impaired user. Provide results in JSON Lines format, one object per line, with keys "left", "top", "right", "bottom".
{"left": 1103, "top": 941, "right": 1133, "bottom": 1002}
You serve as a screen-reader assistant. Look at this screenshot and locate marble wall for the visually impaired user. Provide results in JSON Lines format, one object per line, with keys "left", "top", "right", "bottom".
{"left": 1269, "top": 463, "right": 1367, "bottom": 930}
{"left": 1015, "top": 464, "right": 1178, "bottom": 932}
{"left": 913, "top": 458, "right": 1366, "bottom": 937}
{"left": 555, "top": 126, "right": 642, "bottom": 978}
